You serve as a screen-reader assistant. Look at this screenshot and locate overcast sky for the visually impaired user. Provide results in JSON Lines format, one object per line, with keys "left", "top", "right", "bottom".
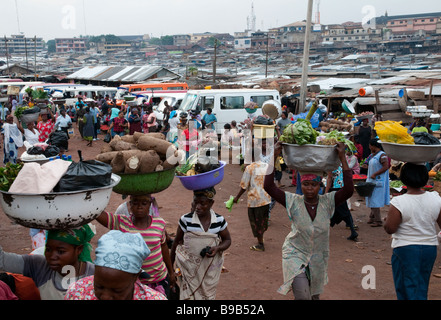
{"left": 1, "top": 0, "right": 441, "bottom": 41}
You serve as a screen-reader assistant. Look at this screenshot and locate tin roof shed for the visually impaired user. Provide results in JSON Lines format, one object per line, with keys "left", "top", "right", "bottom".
{"left": 66, "top": 65, "right": 181, "bottom": 85}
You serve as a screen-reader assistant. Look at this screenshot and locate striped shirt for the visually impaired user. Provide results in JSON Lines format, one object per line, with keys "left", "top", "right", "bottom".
{"left": 179, "top": 210, "right": 227, "bottom": 234}
{"left": 104, "top": 212, "right": 168, "bottom": 284}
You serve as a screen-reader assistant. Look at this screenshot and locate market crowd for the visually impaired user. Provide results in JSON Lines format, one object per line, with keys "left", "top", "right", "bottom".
{"left": 1, "top": 93, "right": 441, "bottom": 302}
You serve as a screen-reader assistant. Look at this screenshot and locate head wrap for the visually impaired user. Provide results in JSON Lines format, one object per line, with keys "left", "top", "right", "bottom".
{"left": 193, "top": 187, "right": 216, "bottom": 200}
{"left": 170, "top": 110, "right": 177, "bottom": 119}
{"left": 300, "top": 174, "right": 322, "bottom": 183}
{"left": 94, "top": 230, "right": 150, "bottom": 274}
{"left": 46, "top": 224, "right": 95, "bottom": 263}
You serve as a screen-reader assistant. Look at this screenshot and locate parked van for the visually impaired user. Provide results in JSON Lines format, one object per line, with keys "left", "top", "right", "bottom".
{"left": 119, "top": 82, "right": 189, "bottom": 93}
{"left": 53, "top": 85, "right": 118, "bottom": 106}
{"left": 131, "top": 90, "right": 187, "bottom": 124}
{"left": 178, "top": 89, "right": 280, "bottom": 133}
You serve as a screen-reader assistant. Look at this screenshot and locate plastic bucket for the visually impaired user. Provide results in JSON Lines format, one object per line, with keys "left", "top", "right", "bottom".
{"left": 262, "top": 100, "right": 282, "bottom": 120}
{"left": 359, "top": 86, "right": 374, "bottom": 96}
{"left": 398, "top": 88, "right": 405, "bottom": 98}
{"left": 253, "top": 124, "right": 276, "bottom": 139}
{"left": 355, "top": 182, "right": 376, "bottom": 197}
{"left": 176, "top": 161, "right": 226, "bottom": 190}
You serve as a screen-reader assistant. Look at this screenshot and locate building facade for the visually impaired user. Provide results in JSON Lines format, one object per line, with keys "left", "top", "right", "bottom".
{"left": 55, "top": 38, "right": 87, "bottom": 53}
{"left": 0, "top": 34, "right": 44, "bottom": 55}
{"left": 386, "top": 15, "right": 441, "bottom": 34}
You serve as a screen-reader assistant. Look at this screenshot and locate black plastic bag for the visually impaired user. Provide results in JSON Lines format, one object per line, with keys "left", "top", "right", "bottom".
{"left": 54, "top": 151, "right": 112, "bottom": 192}
{"left": 254, "top": 115, "right": 274, "bottom": 125}
{"left": 49, "top": 131, "right": 69, "bottom": 150}
{"left": 22, "top": 106, "right": 40, "bottom": 114}
{"left": 104, "top": 132, "right": 111, "bottom": 143}
{"left": 27, "top": 146, "right": 44, "bottom": 155}
{"left": 412, "top": 132, "right": 441, "bottom": 145}
{"left": 44, "top": 145, "right": 60, "bottom": 157}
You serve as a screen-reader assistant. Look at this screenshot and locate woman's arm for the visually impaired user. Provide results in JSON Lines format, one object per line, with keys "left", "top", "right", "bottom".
{"left": 263, "top": 141, "right": 286, "bottom": 207}
{"left": 161, "top": 240, "right": 176, "bottom": 289}
{"left": 0, "top": 246, "right": 25, "bottom": 274}
{"left": 95, "top": 211, "right": 110, "bottom": 228}
{"left": 233, "top": 188, "right": 246, "bottom": 204}
{"left": 16, "top": 119, "right": 24, "bottom": 134}
{"left": 170, "top": 226, "right": 184, "bottom": 266}
{"left": 384, "top": 205, "right": 402, "bottom": 234}
{"left": 334, "top": 143, "right": 354, "bottom": 206}
{"left": 372, "top": 155, "right": 390, "bottom": 179}
{"left": 206, "top": 227, "right": 232, "bottom": 257}
{"left": 325, "top": 171, "right": 332, "bottom": 194}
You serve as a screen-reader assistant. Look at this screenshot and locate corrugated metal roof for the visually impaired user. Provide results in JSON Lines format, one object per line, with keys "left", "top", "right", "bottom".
{"left": 67, "top": 65, "right": 179, "bottom": 82}
{"left": 120, "top": 66, "right": 162, "bottom": 82}
{"left": 66, "top": 66, "right": 111, "bottom": 80}
{"left": 95, "top": 66, "right": 127, "bottom": 81}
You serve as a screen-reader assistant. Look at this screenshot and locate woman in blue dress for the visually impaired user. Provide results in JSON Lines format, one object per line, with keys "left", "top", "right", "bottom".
{"left": 364, "top": 139, "right": 390, "bottom": 227}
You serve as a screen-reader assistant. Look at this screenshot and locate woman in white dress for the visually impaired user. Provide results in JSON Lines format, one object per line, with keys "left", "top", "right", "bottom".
{"left": 18, "top": 120, "right": 40, "bottom": 145}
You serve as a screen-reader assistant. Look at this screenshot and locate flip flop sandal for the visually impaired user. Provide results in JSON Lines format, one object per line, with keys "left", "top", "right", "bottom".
{"left": 250, "top": 245, "right": 265, "bottom": 252}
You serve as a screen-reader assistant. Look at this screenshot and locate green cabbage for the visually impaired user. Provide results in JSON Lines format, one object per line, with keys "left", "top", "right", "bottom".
{"left": 279, "top": 119, "right": 319, "bottom": 145}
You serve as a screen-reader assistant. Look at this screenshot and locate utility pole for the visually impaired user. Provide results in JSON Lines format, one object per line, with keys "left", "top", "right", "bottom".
{"left": 265, "top": 31, "right": 269, "bottom": 78}
{"left": 24, "top": 37, "right": 29, "bottom": 70}
{"left": 213, "top": 38, "right": 217, "bottom": 85}
{"left": 4, "top": 36, "right": 10, "bottom": 77}
{"left": 299, "top": 0, "right": 314, "bottom": 113}
{"left": 34, "top": 35, "right": 37, "bottom": 81}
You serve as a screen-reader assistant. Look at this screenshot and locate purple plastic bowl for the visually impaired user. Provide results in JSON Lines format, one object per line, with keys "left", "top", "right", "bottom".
{"left": 176, "top": 161, "right": 226, "bottom": 190}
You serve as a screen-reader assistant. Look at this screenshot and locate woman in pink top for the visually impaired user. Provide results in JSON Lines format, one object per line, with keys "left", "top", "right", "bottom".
{"left": 142, "top": 105, "right": 157, "bottom": 133}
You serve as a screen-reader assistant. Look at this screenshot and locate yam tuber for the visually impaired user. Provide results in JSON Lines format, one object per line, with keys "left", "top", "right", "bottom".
{"left": 110, "top": 151, "right": 125, "bottom": 174}
{"left": 110, "top": 140, "right": 133, "bottom": 151}
{"left": 120, "top": 135, "right": 136, "bottom": 144}
{"left": 137, "top": 135, "right": 176, "bottom": 156}
{"left": 139, "top": 150, "right": 161, "bottom": 173}
{"left": 133, "top": 131, "right": 165, "bottom": 142}
{"left": 101, "top": 144, "right": 113, "bottom": 154}
{"left": 125, "top": 156, "right": 141, "bottom": 174}
{"left": 96, "top": 150, "right": 140, "bottom": 163}
{"left": 96, "top": 151, "right": 119, "bottom": 163}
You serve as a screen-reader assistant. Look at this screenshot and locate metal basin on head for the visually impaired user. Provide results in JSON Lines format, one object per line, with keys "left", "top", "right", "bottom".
{"left": 0, "top": 174, "right": 120, "bottom": 230}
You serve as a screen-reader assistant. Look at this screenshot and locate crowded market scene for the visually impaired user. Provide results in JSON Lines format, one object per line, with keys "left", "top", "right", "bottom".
{"left": 2, "top": 0, "right": 441, "bottom": 309}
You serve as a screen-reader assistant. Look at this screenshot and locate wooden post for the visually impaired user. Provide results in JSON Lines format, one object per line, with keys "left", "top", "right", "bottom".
{"left": 327, "top": 97, "right": 332, "bottom": 117}
{"left": 374, "top": 90, "right": 380, "bottom": 114}
{"left": 429, "top": 80, "right": 434, "bottom": 101}
{"left": 298, "top": 0, "right": 314, "bottom": 113}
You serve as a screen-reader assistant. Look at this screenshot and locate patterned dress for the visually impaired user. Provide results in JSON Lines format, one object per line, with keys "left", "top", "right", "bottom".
{"left": 37, "top": 119, "right": 54, "bottom": 143}
{"left": 278, "top": 191, "right": 336, "bottom": 296}
{"left": 64, "top": 276, "right": 167, "bottom": 300}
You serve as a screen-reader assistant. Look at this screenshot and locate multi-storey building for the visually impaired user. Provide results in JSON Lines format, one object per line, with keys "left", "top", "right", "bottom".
{"left": 385, "top": 13, "right": 441, "bottom": 35}
{"left": 322, "top": 22, "right": 382, "bottom": 43}
{"left": 55, "top": 38, "right": 87, "bottom": 53}
{"left": 0, "top": 34, "right": 44, "bottom": 55}
{"left": 269, "top": 21, "right": 323, "bottom": 49}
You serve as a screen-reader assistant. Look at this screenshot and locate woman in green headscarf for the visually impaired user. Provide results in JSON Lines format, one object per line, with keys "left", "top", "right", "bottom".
{"left": 0, "top": 224, "right": 96, "bottom": 300}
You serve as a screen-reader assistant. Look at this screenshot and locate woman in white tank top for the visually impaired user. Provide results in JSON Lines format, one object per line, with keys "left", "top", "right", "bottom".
{"left": 384, "top": 163, "right": 441, "bottom": 300}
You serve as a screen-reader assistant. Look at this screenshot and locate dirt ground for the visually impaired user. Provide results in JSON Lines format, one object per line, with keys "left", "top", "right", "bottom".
{"left": 2, "top": 127, "right": 441, "bottom": 301}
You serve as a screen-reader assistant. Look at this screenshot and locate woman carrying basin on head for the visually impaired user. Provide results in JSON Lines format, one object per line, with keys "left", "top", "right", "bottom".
{"left": 264, "top": 142, "right": 354, "bottom": 300}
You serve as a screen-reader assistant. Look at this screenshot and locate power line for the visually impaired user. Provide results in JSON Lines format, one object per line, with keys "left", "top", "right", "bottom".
{"left": 15, "top": 0, "right": 21, "bottom": 33}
